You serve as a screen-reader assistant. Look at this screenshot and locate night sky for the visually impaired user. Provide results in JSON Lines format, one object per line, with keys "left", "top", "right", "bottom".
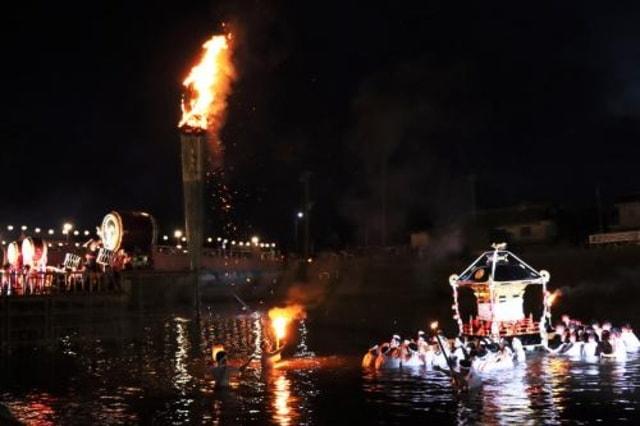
{"left": 2, "top": 1, "right": 640, "bottom": 248}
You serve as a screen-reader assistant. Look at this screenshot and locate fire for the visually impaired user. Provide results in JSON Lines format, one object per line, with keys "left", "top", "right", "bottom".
{"left": 547, "top": 289, "right": 561, "bottom": 306}
{"left": 268, "top": 305, "right": 306, "bottom": 341}
{"left": 211, "top": 344, "right": 225, "bottom": 362}
{"left": 179, "top": 33, "right": 235, "bottom": 131}
{"left": 272, "top": 317, "right": 288, "bottom": 341}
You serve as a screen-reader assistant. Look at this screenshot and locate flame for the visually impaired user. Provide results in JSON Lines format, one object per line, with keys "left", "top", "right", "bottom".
{"left": 546, "top": 289, "right": 561, "bottom": 306}
{"left": 268, "top": 305, "right": 306, "bottom": 341}
{"left": 179, "top": 33, "right": 235, "bottom": 131}
{"left": 211, "top": 344, "right": 225, "bottom": 362}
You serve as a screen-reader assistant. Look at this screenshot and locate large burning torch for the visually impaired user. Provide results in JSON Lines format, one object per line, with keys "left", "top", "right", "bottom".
{"left": 545, "top": 289, "right": 561, "bottom": 326}
{"left": 178, "top": 33, "right": 235, "bottom": 271}
{"left": 268, "top": 305, "right": 306, "bottom": 351}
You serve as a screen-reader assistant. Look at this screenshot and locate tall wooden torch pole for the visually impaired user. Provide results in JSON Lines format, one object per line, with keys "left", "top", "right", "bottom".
{"left": 180, "top": 130, "right": 205, "bottom": 271}
{"left": 180, "top": 129, "right": 205, "bottom": 311}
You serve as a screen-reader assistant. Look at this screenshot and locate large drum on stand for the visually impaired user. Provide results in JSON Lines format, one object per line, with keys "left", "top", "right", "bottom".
{"left": 5, "top": 241, "right": 22, "bottom": 269}
{"left": 100, "top": 211, "right": 157, "bottom": 254}
{"left": 22, "top": 237, "right": 48, "bottom": 269}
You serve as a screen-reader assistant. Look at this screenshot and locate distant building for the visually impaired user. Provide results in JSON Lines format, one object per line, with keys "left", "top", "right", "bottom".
{"left": 474, "top": 204, "right": 558, "bottom": 246}
{"left": 610, "top": 195, "right": 640, "bottom": 230}
{"left": 589, "top": 194, "right": 640, "bottom": 246}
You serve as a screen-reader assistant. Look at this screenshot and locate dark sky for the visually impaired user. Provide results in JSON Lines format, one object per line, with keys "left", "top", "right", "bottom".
{"left": 2, "top": 1, "right": 640, "bottom": 247}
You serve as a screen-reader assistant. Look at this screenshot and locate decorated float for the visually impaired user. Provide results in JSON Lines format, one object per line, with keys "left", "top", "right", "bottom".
{"left": 449, "top": 243, "right": 552, "bottom": 346}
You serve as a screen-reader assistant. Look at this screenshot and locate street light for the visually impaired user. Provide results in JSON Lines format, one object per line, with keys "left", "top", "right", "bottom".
{"left": 62, "top": 223, "right": 73, "bottom": 242}
{"left": 251, "top": 236, "right": 259, "bottom": 246}
{"left": 48, "top": 229, "right": 54, "bottom": 235}
{"left": 21, "top": 225, "right": 27, "bottom": 231}
{"left": 35, "top": 227, "right": 41, "bottom": 234}
{"left": 6, "top": 225, "right": 13, "bottom": 231}
{"left": 174, "top": 229, "right": 183, "bottom": 247}
{"left": 294, "top": 212, "right": 305, "bottom": 253}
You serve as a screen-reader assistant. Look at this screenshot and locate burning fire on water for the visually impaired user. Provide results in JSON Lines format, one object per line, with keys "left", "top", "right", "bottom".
{"left": 179, "top": 33, "right": 235, "bottom": 132}
{"left": 268, "top": 305, "right": 306, "bottom": 341}
{"left": 546, "top": 289, "right": 561, "bottom": 307}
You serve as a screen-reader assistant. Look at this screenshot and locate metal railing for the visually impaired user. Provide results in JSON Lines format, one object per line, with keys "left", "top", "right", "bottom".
{"left": 462, "top": 315, "right": 539, "bottom": 337}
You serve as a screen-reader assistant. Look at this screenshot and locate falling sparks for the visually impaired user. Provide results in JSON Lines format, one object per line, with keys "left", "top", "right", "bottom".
{"left": 179, "top": 33, "right": 235, "bottom": 132}
{"left": 207, "top": 168, "right": 238, "bottom": 235}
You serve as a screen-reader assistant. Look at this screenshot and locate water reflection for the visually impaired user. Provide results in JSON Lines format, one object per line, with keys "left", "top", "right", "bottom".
{"left": 272, "top": 372, "right": 294, "bottom": 425}
{"left": 363, "top": 353, "right": 640, "bottom": 425}
{"left": 173, "top": 317, "right": 192, "bottom": 394}
{"left": 2, "top": 307, "right": 640, "bottom": 425}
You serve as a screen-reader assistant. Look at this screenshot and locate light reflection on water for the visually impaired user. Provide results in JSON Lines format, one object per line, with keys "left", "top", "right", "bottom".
{"left": 272, "top": 373, "right": 293, "bottom": 426}
{"left": 1, "top": 309, "right": 640, "bottom": 425}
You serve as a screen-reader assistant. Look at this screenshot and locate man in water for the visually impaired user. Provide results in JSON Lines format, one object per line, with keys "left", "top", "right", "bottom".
{"left": 260, "top": 339, "right": 286, "bottom": 370}
{"left": 596, "top": 330, "right": 614, "bottom": 357}
{"left": 210, "top": 348, "right": 253, "bottom": 389}
{"left": 583, "top": 332, "right": 599, "bottom": 361}
{"left": 390, "top": 334, "right": 401, "bottom": 349}
{"left": 621, "top": 324, "right": 640, "bottom": 352}
{"left": 362, "top": 344, "right": 380, "bottom": 368}
{"left": 548, "top": 324, "right": 566, "bottom": 350}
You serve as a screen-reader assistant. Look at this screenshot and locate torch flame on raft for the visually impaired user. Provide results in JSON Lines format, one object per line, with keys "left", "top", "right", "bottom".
{"left": 546, "top": 289, "right": 561, "bottom": 307}
{"left": 179, "top": 33, "right": 235, "bottom": 132}
{"left": 268, "top": 305, "right": 306, "bottom": 348}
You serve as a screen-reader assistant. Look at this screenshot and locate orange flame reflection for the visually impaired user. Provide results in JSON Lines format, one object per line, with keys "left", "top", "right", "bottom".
{"left": 274, "top": 374, "right": 291, "bottom": 421}
{"left": 179, "top": 33, "right": 235, "bottom": 131}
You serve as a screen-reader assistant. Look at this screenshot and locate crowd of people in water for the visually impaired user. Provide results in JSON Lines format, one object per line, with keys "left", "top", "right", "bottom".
{"left": 362, "top": 315, "right": 640, "bottom": 380}
{"left": 543, "top": 315, "right": 640, "bottom": 360}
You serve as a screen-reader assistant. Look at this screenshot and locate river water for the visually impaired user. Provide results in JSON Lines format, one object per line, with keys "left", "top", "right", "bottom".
{"left": 1, "top": 305, "right": 640, "bottom": 425}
